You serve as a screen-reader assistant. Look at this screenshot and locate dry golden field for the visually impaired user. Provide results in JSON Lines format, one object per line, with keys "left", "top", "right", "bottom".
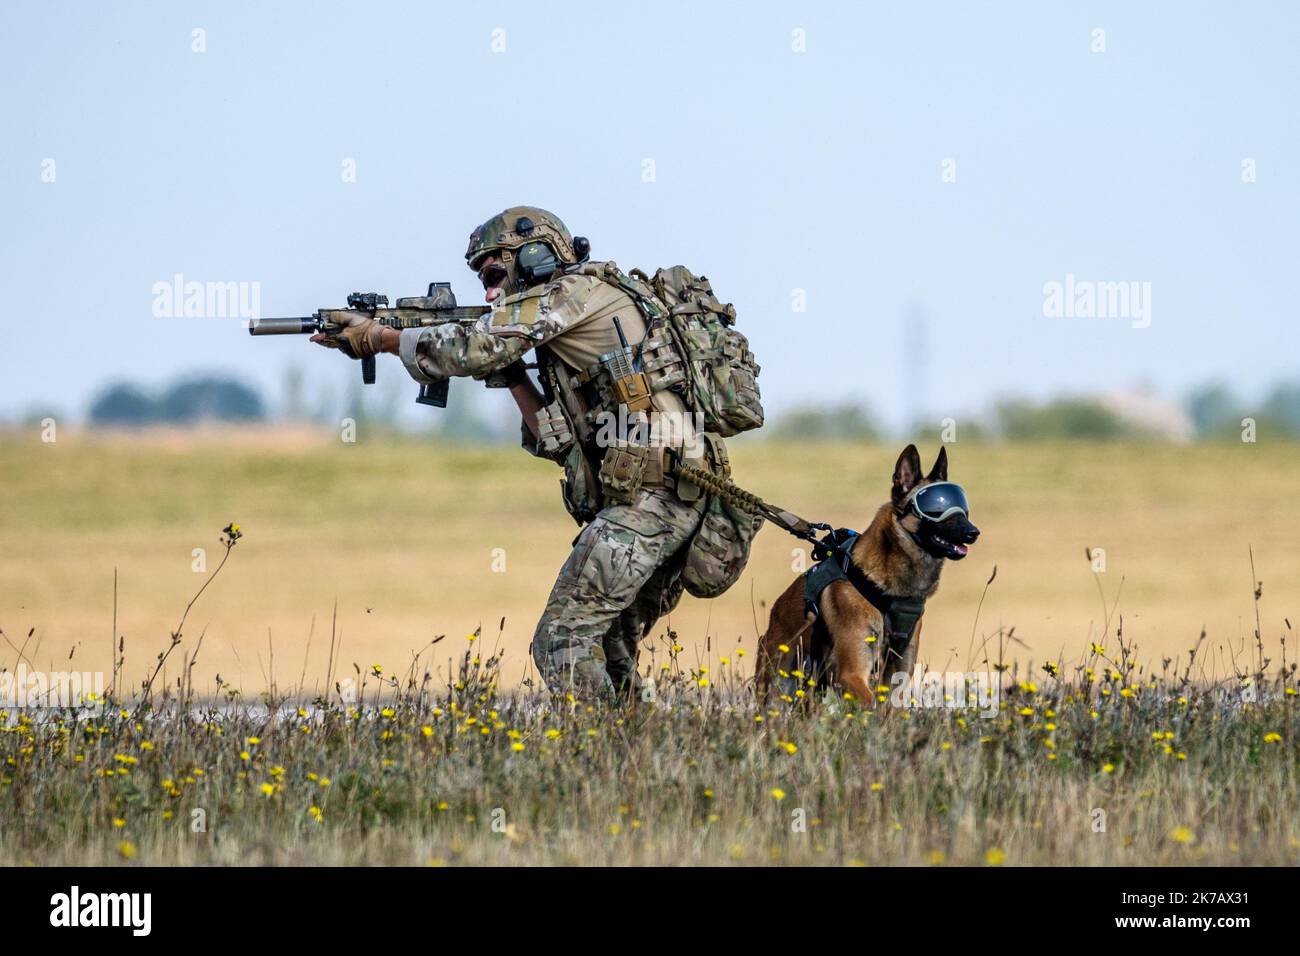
{"left": 2, "top": 429, "right": 1298, "bottom": 866}
{"left": 1, "top": 429, "right": 1295, "bottom": 695}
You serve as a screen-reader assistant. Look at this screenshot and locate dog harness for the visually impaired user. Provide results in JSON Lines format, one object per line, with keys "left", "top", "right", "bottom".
{"left": 803, "top": 528, "right": 927, "bottom": 656}
{"left": 658, "top": 459, "right": 929, "bottom": 653}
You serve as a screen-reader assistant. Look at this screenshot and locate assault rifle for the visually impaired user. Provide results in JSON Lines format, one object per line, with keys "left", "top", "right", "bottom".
{"left": 248, "top": 282, "right": 490, "bottom": 407}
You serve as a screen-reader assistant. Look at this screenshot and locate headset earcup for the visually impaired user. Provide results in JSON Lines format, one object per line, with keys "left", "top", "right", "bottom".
{"left": 517, "top": 241, "right": 559, "bottom": 285}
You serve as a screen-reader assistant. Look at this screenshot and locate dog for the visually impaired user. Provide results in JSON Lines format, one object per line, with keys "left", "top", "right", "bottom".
{"left": 756, "top": 444, "right": 980, "bottom": 705}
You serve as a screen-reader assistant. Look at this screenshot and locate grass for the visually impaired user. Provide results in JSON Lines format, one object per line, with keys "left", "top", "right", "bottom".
{"left": 2, "top": 627, "right": 1296, "bottom": 866}
{"left": 0, "top": 428, "right": 1297, "bottom": 864}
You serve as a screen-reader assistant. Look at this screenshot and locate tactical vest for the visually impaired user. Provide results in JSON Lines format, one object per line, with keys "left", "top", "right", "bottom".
{"left": 525, "top": 261, "right": 764, "bottom": 598}
{"left": 529, "top": 261, "right": 732, "bottom": 521}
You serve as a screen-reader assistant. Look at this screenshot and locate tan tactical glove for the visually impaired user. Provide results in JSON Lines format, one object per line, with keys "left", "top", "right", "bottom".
{"left": 313, "top": 314, "right": 384, "bottom": 359}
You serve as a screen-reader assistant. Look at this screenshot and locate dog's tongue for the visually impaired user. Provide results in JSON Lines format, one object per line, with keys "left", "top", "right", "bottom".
{"left": 953, "top": 543, "right": 968, "bottom": 556}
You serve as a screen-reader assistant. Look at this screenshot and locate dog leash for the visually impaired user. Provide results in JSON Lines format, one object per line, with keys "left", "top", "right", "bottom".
{"left": 670, "top": 456, "right": 841, "bottom": 556}
{"left": 670, "top": 457, "right": 925, "bottom": 657}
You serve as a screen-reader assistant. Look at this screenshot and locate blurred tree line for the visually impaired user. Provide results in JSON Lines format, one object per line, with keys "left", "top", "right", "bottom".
{"left": 769, "top": 380, "right": 1300, "bottom": 442}
{"left": 75, "top": 372, "right": 1300, "bottom": 442}
{"left": 81, "top": 368, "right": 510, "bottom": 442}
{"left": 1186, "top": 381, "right": 1300, "bottom": 439}
{"left": 89, "top": 377, "right": 264, "bottom": 425}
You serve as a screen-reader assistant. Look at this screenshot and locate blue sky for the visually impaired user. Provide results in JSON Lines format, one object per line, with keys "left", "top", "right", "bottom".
{"left": 2, "top": 0, "right": 1296, "bottom": 430}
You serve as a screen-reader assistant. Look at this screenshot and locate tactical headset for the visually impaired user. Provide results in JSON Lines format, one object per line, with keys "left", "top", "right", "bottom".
{"left": 478, "top": 224, "right": 592, "bottom": 293}
{"left": 515, "top": 240, "right": 561, "bottom": 287}
{"left": 510, "top": 215, "right": 591, "bottom": 288}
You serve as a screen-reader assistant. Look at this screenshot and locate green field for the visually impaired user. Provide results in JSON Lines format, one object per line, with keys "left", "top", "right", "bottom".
{"left": 0, "top": 430, "right": 1296, "bottom": 864}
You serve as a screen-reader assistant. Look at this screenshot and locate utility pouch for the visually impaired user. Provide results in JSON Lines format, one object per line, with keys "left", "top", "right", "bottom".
{"left": 681, "top": 494, "right": 763, "bottom": 599}
{"left": 640, "top": 325, "right": 687, "bottom": 393}
{"left": 598, "top": 443, "right": 652, "bottom": 505}
{"left": 675, "top": 432, "right": 729, "bottom": 502}
{"left": 535, "top": 400, "right": 574, "bottom": 456}
{"left": 559, "top": 444, "right": 602, "bottom": 526}
{"left": 704, "top": 431, "right": 731, "bottom": 479}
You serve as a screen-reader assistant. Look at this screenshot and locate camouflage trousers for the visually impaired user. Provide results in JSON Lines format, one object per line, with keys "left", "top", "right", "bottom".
{"left": 532, "top": 487, "right": 707, "bottom": 701}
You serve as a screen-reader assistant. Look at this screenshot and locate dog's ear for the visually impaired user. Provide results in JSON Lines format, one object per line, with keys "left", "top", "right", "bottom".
{"left": 892, "top": 444, "right": 923, "bottom": 502}
{"left": 926, "top": 446, "right": 948, "bottom": 482}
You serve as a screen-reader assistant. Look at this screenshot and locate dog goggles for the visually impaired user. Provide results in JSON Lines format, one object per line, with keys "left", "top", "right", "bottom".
{"left": 908, "top": 482, "right": 970, "bottom": 522}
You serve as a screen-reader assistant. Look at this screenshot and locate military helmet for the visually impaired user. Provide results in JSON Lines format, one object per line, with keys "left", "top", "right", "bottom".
{"left": 465, "top": 205, "right": 578, "bottom": 272}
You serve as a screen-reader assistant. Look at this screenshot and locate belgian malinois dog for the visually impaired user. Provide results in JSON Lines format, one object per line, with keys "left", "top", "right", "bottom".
{"left": 756, "top": 444, "right": 980, "bottom": 705}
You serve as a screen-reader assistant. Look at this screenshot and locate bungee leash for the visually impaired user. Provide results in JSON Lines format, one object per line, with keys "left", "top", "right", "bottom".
{"left": 669, "top": 456, "right": 926, "bottom": 657}
{"left": 669, "top": 457, "right": 847, "bottom": 563}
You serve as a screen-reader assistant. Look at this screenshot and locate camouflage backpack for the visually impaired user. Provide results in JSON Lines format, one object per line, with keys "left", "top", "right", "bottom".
{"left": 582, "top": 264, "right": 762, "bottom": 437}
{"left": 634, "top": 266, "right": 764, "bottom": 437}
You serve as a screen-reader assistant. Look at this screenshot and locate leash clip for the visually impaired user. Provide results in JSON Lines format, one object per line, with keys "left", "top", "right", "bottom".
{"left": 809, "top": 524, "right": 851, "bottom": 563}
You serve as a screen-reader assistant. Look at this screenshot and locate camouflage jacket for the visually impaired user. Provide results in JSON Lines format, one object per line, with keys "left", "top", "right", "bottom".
{"left": 398, "top": 271, "right": 631, "bottom": 382}
{"left": 398, "top": 265, "right": 697, "bottom": 450}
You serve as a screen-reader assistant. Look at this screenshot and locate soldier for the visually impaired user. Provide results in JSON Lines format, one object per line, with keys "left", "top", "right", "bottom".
{"left": 312, "top": 206, "right": 760, "bottom": 702}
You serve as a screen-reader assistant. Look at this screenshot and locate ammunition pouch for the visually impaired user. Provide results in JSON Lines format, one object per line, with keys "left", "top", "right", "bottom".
{"left": 639, "top": 325, "right": 687, "bottom": 393}
{"left": 598, "top": 442, "right": 653, "bottom": 506}
{"left": 534, "top": 399, "right": 575, "bottom": 457}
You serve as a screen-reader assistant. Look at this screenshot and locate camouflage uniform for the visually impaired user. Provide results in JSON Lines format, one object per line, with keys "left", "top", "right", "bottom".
{"left": 537, "top": 487, "right": 705, "bottom": 698}
{"left": 398, "top": 206, "right": 763, "bottom": 701}
{"left": 398, "top": 256, "right": 708, "bottom": 701}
